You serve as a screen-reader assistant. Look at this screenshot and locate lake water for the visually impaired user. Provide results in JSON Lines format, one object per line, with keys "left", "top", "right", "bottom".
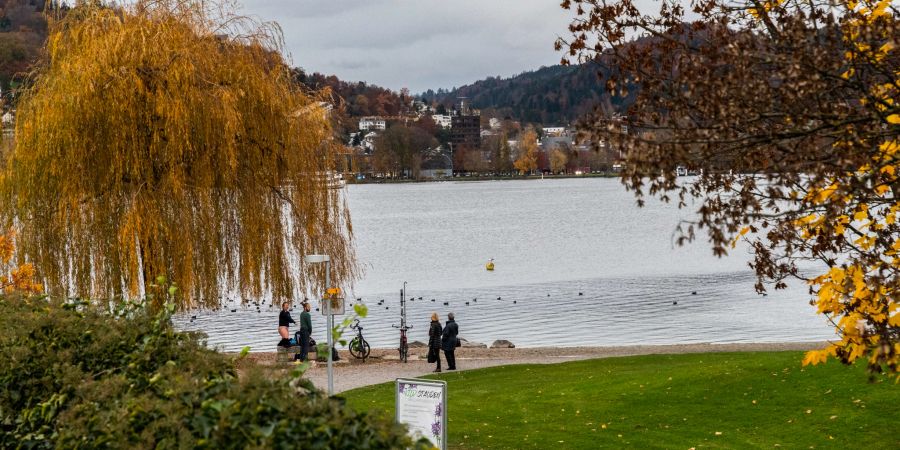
{"left": 174, "top": 178, "right": 835, "bottom": 352}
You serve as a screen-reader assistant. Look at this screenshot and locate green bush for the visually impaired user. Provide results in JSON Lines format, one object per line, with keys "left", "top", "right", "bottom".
{"left": 0, "top": 295, "right": 420, "bottom": 449}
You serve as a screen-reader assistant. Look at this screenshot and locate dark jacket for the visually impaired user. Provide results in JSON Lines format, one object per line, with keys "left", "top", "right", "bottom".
{"left": 299, "top": 310, "right": 312, "bottom": 331}
{"left": 441, "top": 319, "right": 458, "bottom": 352}
{"left": 279, "top": 310, "right": 296, "bottom": 327}
{"left": 428, "top": 320, "right": 443, "bottom": 351}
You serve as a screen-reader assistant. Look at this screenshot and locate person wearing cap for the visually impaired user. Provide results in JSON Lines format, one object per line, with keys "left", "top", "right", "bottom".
{"left": 441, "top": 312, "right": 459, "bottom": 370}
{"left": 297, "top": 301, "right": 313, "bottom": 362}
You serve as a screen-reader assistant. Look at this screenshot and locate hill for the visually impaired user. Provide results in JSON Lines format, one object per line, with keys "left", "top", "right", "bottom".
{"left": 420, "top": 63, "right": 624, "bottom": 125}
{"left": 0, "top": 0, "right": 48, "bottom": 92}
{"left": 293, "top": 69, "right": 410, "bottom": 119}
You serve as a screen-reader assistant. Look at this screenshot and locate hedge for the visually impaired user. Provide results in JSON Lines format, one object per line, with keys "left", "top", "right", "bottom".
{"left": 0, "top": 295, "right": 423, "bottom": 449}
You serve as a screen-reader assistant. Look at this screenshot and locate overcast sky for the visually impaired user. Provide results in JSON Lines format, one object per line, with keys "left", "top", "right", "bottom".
{"left": 237, "top": 1, "right": 577, "bottom": 94}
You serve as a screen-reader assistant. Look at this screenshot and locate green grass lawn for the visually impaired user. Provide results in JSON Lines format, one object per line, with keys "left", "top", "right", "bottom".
{"left": 343, "top": 352, "right": 899, "bottom": 449}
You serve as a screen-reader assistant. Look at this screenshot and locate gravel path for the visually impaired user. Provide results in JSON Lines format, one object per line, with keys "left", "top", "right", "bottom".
{"left": 240, "top": 341, "right": 825, "bottom": 394}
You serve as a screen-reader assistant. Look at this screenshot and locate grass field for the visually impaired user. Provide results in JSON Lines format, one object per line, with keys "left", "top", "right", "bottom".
{"left": 343, "top": 352, "right": 899, "bottom": 449}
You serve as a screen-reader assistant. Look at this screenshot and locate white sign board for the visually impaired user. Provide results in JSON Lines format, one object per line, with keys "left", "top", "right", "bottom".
{"left": 395, "top": 378, "right": 447, "bottom": 449}
{"left": 319, "top": 297, "right": 344, "bottom": 316}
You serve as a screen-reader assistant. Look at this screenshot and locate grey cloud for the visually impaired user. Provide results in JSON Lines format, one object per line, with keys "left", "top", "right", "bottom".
{"left": 237, "top": 0, "right": 577, "bottom": 92}
{"left": 329, "top": 58, "right": 382, "bottom": 71}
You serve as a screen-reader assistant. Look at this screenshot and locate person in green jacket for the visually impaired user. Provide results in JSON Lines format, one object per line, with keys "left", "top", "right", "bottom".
{"left": 297, "top": 302, "right": 313, "bottom": 362}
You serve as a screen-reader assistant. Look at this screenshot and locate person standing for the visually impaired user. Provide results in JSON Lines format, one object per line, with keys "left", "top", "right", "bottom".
{"left": 428, "top": 312, "right": 443, "bottom": 372}
{"left": 298, "top": 301, "right": 313, "bottom": 362}
{"left": 441, "top": 312, "right": 459, "bottom": 371}
{"left": 278, "top": 301, "right": 295, "bottom": 347}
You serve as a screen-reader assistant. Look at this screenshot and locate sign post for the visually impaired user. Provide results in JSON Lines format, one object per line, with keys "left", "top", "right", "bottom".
{"left": 305, "top": 254, "right": 334, "bottom": 395}
{"left": 396, "top": 378, "right": 447, "bottom": 449}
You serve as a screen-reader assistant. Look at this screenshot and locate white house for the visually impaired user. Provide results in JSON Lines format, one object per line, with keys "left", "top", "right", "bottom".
{"left": 489, "top": 117, "right": 501, "bottom": 130}
{"left": 543, "top": 126, "right": 566, "bottom": 136}
{"left": 431, "top": 114, "right": 452, "bottom": 129}
{"left": 362, "top": 131, "right": 379, "bottom": 153}
{"left": 1, "top": 111, "right": 14, "bottom": 126}
{"left": 359, "top": 116, "right": 386, "bottom": 131}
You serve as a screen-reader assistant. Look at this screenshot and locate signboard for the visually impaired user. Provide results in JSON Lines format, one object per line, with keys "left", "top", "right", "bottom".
{"left": 319, "top": 297, "right": 345, "bottom": 316}
{"left": 395, "top": 378, "right": 447, "bottom": 449}
{"left": 320, "top": 287, "right": 345, "bottom": 316}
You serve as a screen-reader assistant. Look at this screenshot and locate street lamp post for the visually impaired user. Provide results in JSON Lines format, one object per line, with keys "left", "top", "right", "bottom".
{"left": 448, "top": 143, "right": 454, "bottom": 177}
{"left": 304, "top": 254, "right": 333, "bottom": 395}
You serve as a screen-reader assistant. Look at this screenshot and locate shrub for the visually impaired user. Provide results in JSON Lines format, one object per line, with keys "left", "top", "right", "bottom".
{"left": 0, "top": 296, "right": 420, "bottom": 449}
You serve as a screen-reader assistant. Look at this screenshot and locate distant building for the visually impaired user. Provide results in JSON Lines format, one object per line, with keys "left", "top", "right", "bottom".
{"left": 412, "top": 100, "right": 429, "bottom": 114}
{"left": 356, "top": 131, "right": 378, "bottom": 154}
{"left": 450, "top": 114, "right": 481, "bottom": 151}
{"left": 543, "top": 126, "right": 566, "bottom": 136}
{"left": 1, "top": 110, "right": 14, "bottom": 127}
{"left": 431, "top": 114, "right": 452, "bottom": 129}
{"left": 488, "top": 118, "right": 501, "bottom": 130}
{"left": 540, "top": 135, "right": 574, "bottom": 151}
{"left": 359, "top": 116, "right": 386, "bottom": 131}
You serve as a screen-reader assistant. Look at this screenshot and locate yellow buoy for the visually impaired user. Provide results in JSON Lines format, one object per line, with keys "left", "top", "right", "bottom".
{"left": 486, "top": 259, "right": 495, "bottom": 271}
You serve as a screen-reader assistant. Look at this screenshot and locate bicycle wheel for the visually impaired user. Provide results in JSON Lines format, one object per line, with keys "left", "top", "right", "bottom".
{"left": 359, "top": 339, "right": 371, "bottom": 359}
{"left": 349, "top": 337, "right": 370, "bottom": 359}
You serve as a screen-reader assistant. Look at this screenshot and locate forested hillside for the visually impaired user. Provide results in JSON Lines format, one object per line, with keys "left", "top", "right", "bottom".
{"left": 420, "top": 63, "right": 626, "bottom": 125}
{"left": 0, "top": 0, "right": 48, "bottom": 91}
{"left": 293, "top": 69, "right": 410, "bottom": 119}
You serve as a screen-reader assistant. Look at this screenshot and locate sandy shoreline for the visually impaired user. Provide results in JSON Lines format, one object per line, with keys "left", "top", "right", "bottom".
{"left": 236, "top": 341, "right": 826, "bottom": 394}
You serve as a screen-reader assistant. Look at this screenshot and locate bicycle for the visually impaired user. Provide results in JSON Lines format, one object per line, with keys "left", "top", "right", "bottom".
{"left": 349, "top": 319, "right": 371, "bottom": 361}
{"left": 392, "top": 324, "right": 413, "bottom": 363}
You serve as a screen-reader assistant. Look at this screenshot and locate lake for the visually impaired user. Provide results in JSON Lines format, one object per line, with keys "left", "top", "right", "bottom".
{"left": 174, "top": 178, "right": 834, "bottom": 352}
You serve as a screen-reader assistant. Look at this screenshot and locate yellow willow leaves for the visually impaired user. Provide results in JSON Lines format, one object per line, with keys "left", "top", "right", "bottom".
{"left": 0, "top": 1, "right": 356, "bottom": 309}
{"left": 0, "top": 231, "right": 42, "bottom": 295}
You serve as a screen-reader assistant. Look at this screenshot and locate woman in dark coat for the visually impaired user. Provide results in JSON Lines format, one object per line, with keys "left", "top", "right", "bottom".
{"left": 428, "top": 312, "right": 443, "bottom": 372}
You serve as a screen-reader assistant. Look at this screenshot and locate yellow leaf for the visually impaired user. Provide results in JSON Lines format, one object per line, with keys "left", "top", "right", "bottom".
{"left": 889, "top": 313, "right": 900, "bottom": 327}
{"left": 802, "top": 350, "right": 828, "bottom": 366}
{"left": 887, "top": 114, "right": 900, "bottom": 124}
{"left": 880, "top": 140, "right": 900, "bottom": 155}
{"left": 854, "top": 205, "right": 869, "bottom": 222}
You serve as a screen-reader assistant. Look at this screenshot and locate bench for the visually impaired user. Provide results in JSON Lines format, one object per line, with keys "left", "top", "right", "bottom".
{"left": 276, "top": 345, "right": 319, "bottom": 363}
{"left": 276, "top": 345, "right": 302, "bottom": 363}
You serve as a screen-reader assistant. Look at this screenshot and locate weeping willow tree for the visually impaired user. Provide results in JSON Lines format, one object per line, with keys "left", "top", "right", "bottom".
{"left": 0, "top": 0, "right": 357, "bottom": 309}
